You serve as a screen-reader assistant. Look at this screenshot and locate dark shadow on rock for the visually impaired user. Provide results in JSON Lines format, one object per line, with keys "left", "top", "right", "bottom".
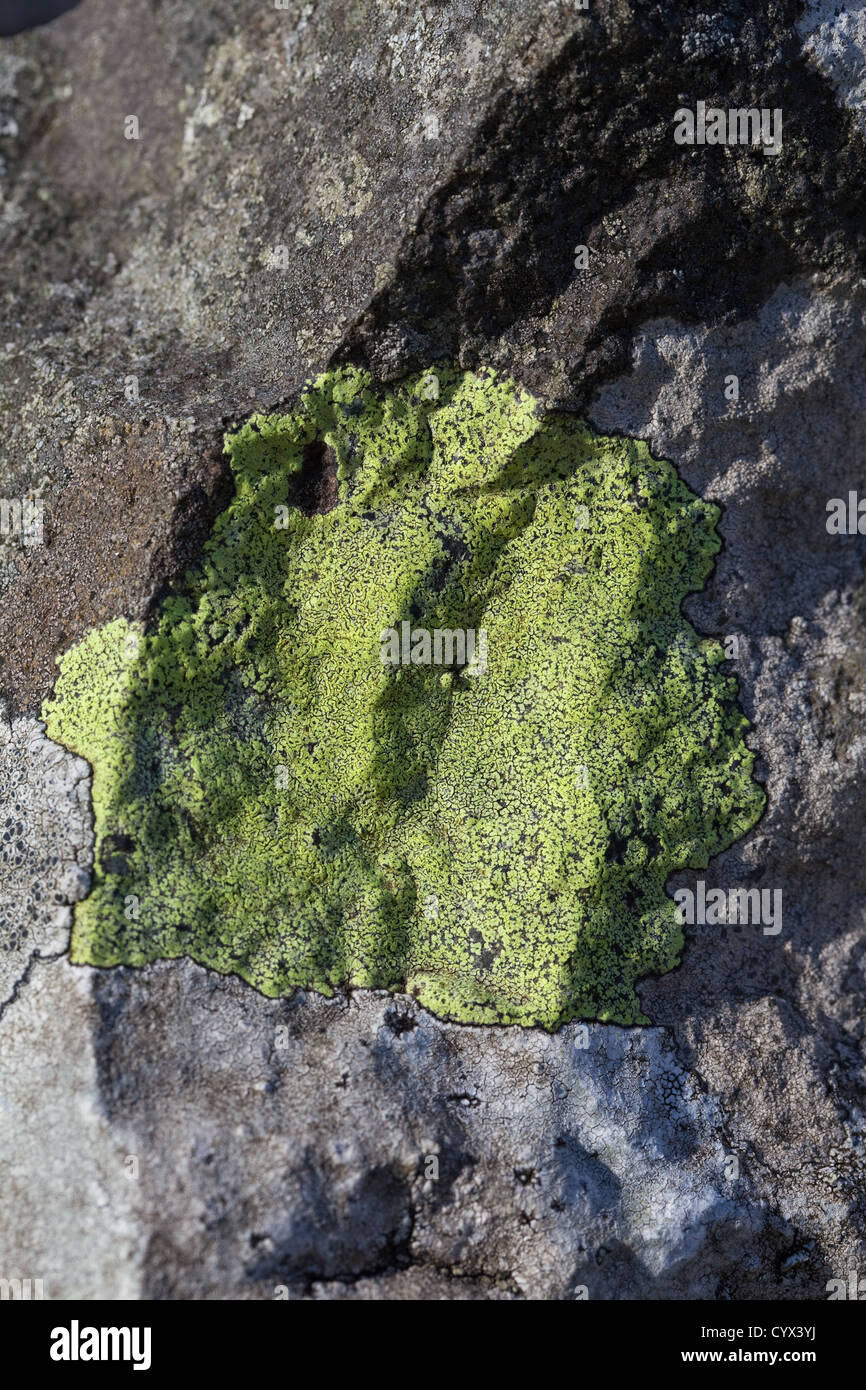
{"left": 0, "top": 0, "right": 82, "bottom": 36}
{"left": 339, "top": 3, "right": 866, "bottom": 410}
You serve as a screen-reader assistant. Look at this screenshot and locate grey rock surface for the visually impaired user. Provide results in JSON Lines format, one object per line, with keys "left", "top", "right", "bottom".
{"left": 0, "top": 701, "right": 90, "bottom": 1007}
{"left": 799, "top": 0, "right": 866, "bottom": 131}
{"left": 0, "top": 959, "right": 141, "bottom": 1301}
{"left": 0, "top": 0, "right": 864, "bottom": 1300}
{"left": 591, "top": 274, "right": 866, "bottom": 1297}
{"left": 88, "top": 965, "right": 762, "bottom": 1300}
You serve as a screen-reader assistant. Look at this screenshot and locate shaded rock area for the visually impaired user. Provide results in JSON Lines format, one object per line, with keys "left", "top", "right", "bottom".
{"left": 0, "top": 0, "right": 864, "bottom": 1298}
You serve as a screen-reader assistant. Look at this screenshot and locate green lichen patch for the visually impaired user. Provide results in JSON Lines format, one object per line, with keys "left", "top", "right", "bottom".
{"left": 43, "top": 366, "right": 764, "bottom": 1028}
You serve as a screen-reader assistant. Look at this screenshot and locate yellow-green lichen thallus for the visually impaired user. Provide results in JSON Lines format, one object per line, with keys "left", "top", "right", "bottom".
{"left": 44, "top": 365, "right": 764, "bottom": 1028}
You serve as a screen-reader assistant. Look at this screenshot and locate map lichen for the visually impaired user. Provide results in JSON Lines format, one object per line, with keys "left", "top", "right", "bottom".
{"left": 43, "top": 365, "right": 764, "bottom": 1028}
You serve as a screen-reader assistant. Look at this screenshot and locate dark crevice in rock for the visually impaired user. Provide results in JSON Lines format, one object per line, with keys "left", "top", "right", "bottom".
{"left": 336, "top": 2, "right": 866, "bottom": 410}
{"left": 142, "top": 426, "right": 237, "bottom": 629}
{"left": 288, "top": 440, "right": 339, "bottom": 518}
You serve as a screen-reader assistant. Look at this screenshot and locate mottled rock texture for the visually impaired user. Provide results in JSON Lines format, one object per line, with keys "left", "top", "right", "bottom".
{"left": 0, "top": 0, "right": 864, "bottom": 1299}
{"left": 0, "top": 701, "right": 90, "bottom": 1006}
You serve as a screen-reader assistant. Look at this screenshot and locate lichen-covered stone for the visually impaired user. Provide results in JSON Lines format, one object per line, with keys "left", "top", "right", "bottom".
{"left": 44, "top": 366, "right": 763, "bottom": 1026}
{"left": 0, "top": 0, "right": 864, "bottom": 1303}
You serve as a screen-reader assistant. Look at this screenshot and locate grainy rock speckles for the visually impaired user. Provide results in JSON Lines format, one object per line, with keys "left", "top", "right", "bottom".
{"left": 0, "top": 701, "right": 91, "bottom": 1007}
{"left": 88, "top": 963, "right": 764, "bottom": 1300}
{"left": 590, "top": 275, "right": 866, "bottom": 1291}
{"left": 0, "top": 959, "right": 142, "bottom": 1300}
{"left": 799, "top": 1, "right": 866, "bottom": 134}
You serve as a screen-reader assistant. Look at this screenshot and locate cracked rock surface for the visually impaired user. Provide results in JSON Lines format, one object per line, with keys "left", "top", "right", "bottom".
{"left": 0, "top": 0, "right": 864, "bottom": 1299}
{"left": 0, "top": 701, "right": 90, "bottom": 1008}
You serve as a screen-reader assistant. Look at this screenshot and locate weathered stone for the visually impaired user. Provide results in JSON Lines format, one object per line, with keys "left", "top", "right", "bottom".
{"left": 1, "top": 0, "right": 864, "bottom": 1300}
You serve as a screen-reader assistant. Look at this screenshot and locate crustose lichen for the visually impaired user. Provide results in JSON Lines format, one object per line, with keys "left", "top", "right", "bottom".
{"left": 43, "top": 365, "right": 764, "bottom": 1028}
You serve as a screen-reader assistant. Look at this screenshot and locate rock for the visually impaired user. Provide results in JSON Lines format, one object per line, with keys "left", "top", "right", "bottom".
{"left": 0, "top": 0, "right": 864, "bottom": 1300}
{"left": 799, "top": 0, "right": 866, "bottom": 134}
{"left": 0, "top": 959, "right": 141, "bottom": 1300}
{"left": 0, "top": 701, "right": 91, "bottom": 1007}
